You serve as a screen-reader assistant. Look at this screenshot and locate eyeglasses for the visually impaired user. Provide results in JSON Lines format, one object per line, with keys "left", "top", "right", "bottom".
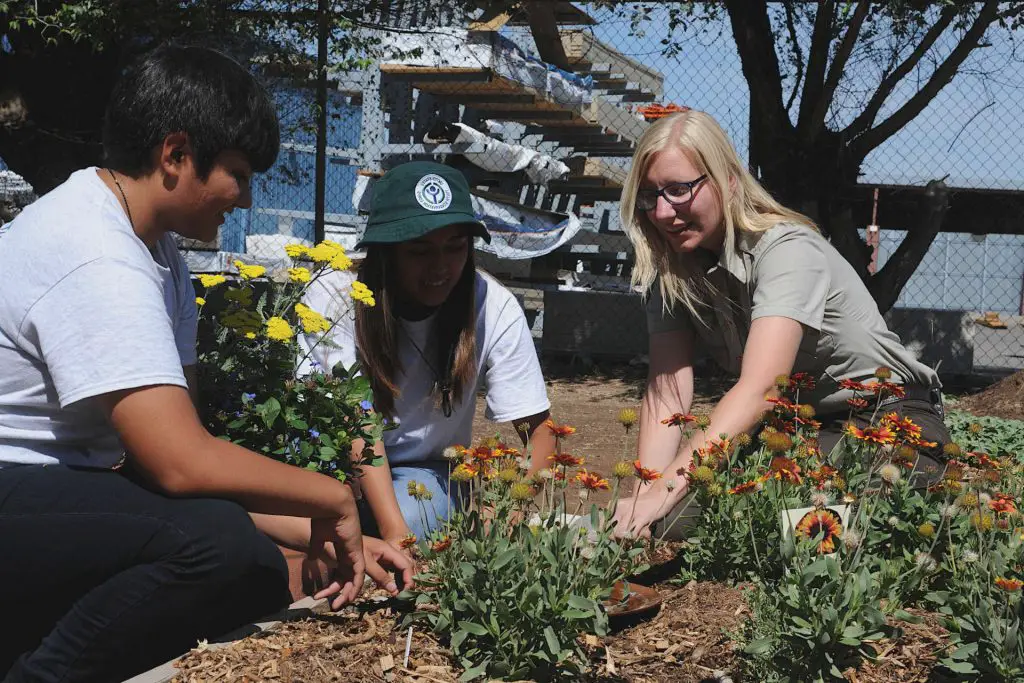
{"left": 635, "top": 174, "right": 708, "bottom": 211}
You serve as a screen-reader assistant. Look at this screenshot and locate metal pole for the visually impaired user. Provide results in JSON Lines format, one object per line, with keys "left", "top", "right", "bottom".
{"left": 314, "top": 0, "right": 329, "bottom": 244}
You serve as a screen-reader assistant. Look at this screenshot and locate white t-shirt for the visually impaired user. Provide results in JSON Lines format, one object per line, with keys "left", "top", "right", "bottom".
{"left": 298, "top": 269, "right": 550, "bottom": 465}
{"left": 0, "top": 168, "right": 197, "bottom": 468}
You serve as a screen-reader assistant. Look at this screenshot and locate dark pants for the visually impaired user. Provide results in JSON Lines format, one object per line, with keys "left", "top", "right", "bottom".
{"left": 0, "top": 465, "right": 291, "bottom": 683}
{"left": 654, "top": 392, "right": 951, "bottom": 541}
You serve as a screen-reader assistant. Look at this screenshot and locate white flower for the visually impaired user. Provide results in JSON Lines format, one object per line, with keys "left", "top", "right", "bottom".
{"left": 442, "top": 446, "right": 462, "bottom": 462}
{"left": 515, "top": 456, "right": 530, "bottom": 471}
{"left": 732, "top": 510, "right": 744, "bottom": 521}
{"left": 324, "top": 392, "right": 333, "bottom": 399}
{"left": 843, "top": 529, "right": 863, "bottom": 551}
{"left": 810, "top": 491, "right": 831, "bottom": 509}
{"left": 580, "top": 546, "right": 596, "bottom": 560}
{"left": 914, "top": 552, "right": 937, "bottom": 572}
{"left": 665, "top": 479, "right": 677, "bottom": 492}
{"left": 960, "top": 549, "right": 979, "bottom": 564}
{"left": 879, "top": 463, "right": 902, "bottom": 485}
{"left": 539, "top": 469, "right": 554, "bottom": 480}
{"left": 979, "top": 492, "right": 993, "bottom": 507}
{"left": 888, "top": 515, "right": 900, "bottom": 527}
{"left": 938, "top": 503, "right": 956, "bottom": 519}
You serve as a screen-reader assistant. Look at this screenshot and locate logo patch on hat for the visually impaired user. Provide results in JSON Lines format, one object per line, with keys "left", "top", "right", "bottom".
{"left": 414, "top": 174, "right": 452, "bottom": 212}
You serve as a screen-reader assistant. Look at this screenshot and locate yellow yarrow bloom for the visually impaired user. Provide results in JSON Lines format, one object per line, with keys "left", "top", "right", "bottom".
{"left": 233, "top": 260, "right": 266, "bottom": 280}
{"left": 265, "top": 317, "right": 294, "bottom": 342}
{"left": 293, "top": 303, "right": 331, "bottom": 334}
{"left": 284, "top": 243, "right": 308, "bottom": 258}
{"left": 195, "top": 296, "right": 206, "bottom": 306}
{"left": 245, "top": 332, "right": 257, "bottom": 339}
{"left": 330, "top": 252, "right": 353, "bottom": 271}
{"left": 307, "top": 240, "right": 344, "bottom": 263}
{"left": 198, "top": 274, "right": 226, "bottom": 288}
{"left": 288, "top": 267, "right": 311, "bottom": 283}
{"left": 350, "top": 280, "right": 376, "bottom": 306}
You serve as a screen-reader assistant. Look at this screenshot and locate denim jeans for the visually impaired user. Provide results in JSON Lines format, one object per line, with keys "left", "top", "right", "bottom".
{"left": 0, "top": 465, "right": 291, "bottom": 683}
{"left": 359, "top": 461, "right": 463, "bottom": 540}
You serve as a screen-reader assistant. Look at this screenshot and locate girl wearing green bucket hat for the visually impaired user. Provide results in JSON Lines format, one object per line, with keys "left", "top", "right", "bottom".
{"left": 299, "top": 161, "right": 555, "bottom": 549}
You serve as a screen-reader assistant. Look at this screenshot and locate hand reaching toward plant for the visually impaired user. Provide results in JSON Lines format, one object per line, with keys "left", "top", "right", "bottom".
{"left": 612, "top": 477, "right": 687, "bottom": 539}
{"left": 309, "top": 508, "right": 366, "bottom": 609}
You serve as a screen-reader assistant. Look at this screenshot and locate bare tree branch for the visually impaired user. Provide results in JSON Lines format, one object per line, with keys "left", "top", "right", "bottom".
{"left": 842, "top": 3, "right": 958, "bottom": 140}
{"left": 796, "top": 0, "right": 835, "bottom": 136}
{"left": 804, "top": 0, "right": 869, "bottom": 141}
{"left": 853, "top": 0, "right": 1001, "bottom": 155}
{"left": 782, "top": 0, "right": 806, "bottom": 113}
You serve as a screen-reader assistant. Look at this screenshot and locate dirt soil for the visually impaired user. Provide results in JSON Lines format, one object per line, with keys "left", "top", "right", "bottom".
{"left": 956, "top": 370, "right": 1024, "bottom": 421}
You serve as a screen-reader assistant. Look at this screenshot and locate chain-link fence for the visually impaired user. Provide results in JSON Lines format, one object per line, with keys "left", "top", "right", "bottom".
{"left": 4, "top": 2, "right": 1020, "bottom": 378}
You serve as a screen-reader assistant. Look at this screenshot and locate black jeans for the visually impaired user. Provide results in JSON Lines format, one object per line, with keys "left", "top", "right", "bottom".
{"left": 0, "top": 465, "right": 291, "bottom": 683}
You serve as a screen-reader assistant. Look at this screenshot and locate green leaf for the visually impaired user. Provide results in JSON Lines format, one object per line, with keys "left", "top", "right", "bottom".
{"left": 942, "top": 660, "right": 977, "bottom": 674}
{"left": 459, "top": 621, "right": 488, "bottom": 636}
{"left": 450, "top": 628, "right": 468, "bottom": 651}
{"left": 492, "top": 548, "right": 517, "bottom": 571}
{"left": 743, "top": 637, "right": 774, "bottom": 655}
{"left": 567, "top": 595, "right": 594, "bottom": 610}
{"left": 543, "top": 626, "right": 560, "bottom": 655}
{"left": 458, "top": 660, "right": 489, "bottom": 681}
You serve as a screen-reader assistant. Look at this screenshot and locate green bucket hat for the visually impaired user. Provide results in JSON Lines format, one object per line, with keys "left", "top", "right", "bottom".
{"left": 357, "top": 161, "right": 490, "bottom": 248}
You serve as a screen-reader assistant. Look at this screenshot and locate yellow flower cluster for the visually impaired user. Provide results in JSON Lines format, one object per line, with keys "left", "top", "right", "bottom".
{"left": 284, "top": 244, "right": 308, "bottom": 258}
{"left": 195, "top": 297, "right": 206, "bottom": 306}
{"left": 350, "top": 280, "right": 376, "bottom": 307}
{"left": 233, "top": 260, "right": 266, "bottom": 280}
{"left": 294, "top": 303, "right": 331, "bottom": 334}
{"left": 288, "top": 267, "right": 311, "bottom": 283}
{"left": 306, "top": 240, "right": 344, "bottom": 263}
{"left": 265, "top": 316, "right": 294, "bottom": 342}
{"left": 198, "top": 274, "right": 226, "bottom": 288}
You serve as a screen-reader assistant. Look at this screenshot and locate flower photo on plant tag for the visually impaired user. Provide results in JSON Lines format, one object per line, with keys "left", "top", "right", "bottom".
{"left": 780, "top": 504, "right": 851, "bottom": 557}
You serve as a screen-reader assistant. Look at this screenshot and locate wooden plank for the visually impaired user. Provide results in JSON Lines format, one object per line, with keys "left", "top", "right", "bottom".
{"left": 525, "top": 1, "right": 572, "bottom": 72}
{"left": 506, "top": 1, "right": 597, "bottom": 26}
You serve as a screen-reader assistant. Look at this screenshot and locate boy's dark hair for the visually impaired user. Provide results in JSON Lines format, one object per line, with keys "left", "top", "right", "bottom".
{"left": 102, "top": 44, "right": 279, "bottom": 177}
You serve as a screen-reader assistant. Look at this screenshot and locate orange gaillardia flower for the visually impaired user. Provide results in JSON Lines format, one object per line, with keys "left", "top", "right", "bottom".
{"left": 545, "top": 419, "right": 577, "bottom": 438}
{"left": 661, "top": 413, "right": 697, "bottom": 427}
{"left": 398, "top": 534, "right": 418, "bottom": 550}
{"left": 430, "top": 535, "right": 452, "bottom": 553}
{"left": 549, "top": 452, "right": 585, "bottom": 468}
{"left": 990, "top": 493, "right": 1018, "bottom": 515}
{"left": 729, "top": 479, "right": 761, "bottom": 495}
{"left": 769, "top": 456, "right": 803, "bottom": 484}
{"left": 845, "top": 423, "right": 896, "bottom": 446}
{"left": 576, "top": 469, "right": 611, "bottom": 491}
{"left": 795, "top": 508, "right": 843, "bottom": 554}
{"left": 847, "top": 397, "right": 869, "bottom": 411}
{"left": 995, "top": 576, "right": 1024, "bottom": 592}
{"left": 633, "top": 460, "right": 662, "bottom": 483}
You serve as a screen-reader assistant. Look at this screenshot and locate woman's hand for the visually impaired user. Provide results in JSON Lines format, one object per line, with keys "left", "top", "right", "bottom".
{"left": 363, "top": 536, "right": 416, "bottom": 595}
{"left": 383, "top": 529, "right": 416, "bottom": 563}
{"left": 309, "top": 512, "right": 366, "bottom": 609}
{"left": 612, "top": 478, "right": 688, "bottom": 539}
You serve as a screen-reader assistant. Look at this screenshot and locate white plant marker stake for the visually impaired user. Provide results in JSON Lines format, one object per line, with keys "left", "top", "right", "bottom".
{"left": 403, "top": 626, "right": 413, "bottom": 667}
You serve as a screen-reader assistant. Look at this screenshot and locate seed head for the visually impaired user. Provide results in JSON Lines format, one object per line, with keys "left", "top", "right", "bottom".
{"left": 942, "top": 442, "right": 962, "bottom": 458}
{"left": 968, "top": 423, "right": 983, "bottom": 435}
{"left": 407, "top": 481, "right": 420, "bottom": 497}
{"left": 774, "top": 374, "right": 792, "bottom": 390}
{"left": 612, "top": 460, "right": 633, "bottom": 479}
{"left": 958, "top": 493, "right": 979, "bottom": 510}
{"left": 843, "top": 529, "right": 863, "bottom": 551}
{"left": 764, "top": 432, "right": 794, "bottom": 453}
{"left": 879, "top": 463, "right": 902, "bottom": 485}
{"left": 960, "top": 549, "right": 979, "bottom": 564}
{"left": 618, "top": 408, "right": 639, "bottom": 429}
{"left": 810, "top": 491, "right": 831, "bottom": 509}
{"left": 874, "top": 366, "right": 893, "bottom": 380}
{"left": 451, "top": 464, "right": 475, "bottom": 482}
{"left": 970, "top": 512, "right": 994, "bottom": 531}
{"left": 691, "top": 465, "right": 715, "bottom": 485}
{"left": 442, "top": 446, "right": 463, "bottom": 463}
{"left": 510, "top": 482, "right": 534, "bottom": 502}
{"left": 707, "top": 482, "right": 723, "bottom": 496}
{"left": 735, "top": 433, "right": 752, "bottom": 448}
{"left": 797, "top": 404, "right": 816, "bottom": 420}
{"left": 918, "top": 521, "right": 936, "bottom": 538}
{"left": 914, "top": 552, "right": 937, "bottom": 572}
{"left": 695, "top": 414, "right": 712, "bottom": 429}
{"left": 498, "top": 467, "right": 519, "bottom": 484}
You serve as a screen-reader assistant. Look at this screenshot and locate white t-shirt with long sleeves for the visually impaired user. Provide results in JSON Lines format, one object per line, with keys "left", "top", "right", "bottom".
{"left": 298, "top": 269, "right": 550, "bottom": 466}
{"left": 0, "top": 168, "right": 197, "bottom": 468}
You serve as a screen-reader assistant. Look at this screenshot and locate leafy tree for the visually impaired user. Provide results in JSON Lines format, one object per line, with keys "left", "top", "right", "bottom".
{"left": 598, "top": 1, "right": 1024, "bottom": 311}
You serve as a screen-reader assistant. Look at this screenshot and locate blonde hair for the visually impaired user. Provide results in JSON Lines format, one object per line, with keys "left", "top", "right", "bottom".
{"left": 621, "top": 110, "right": 815, "bottom": 322}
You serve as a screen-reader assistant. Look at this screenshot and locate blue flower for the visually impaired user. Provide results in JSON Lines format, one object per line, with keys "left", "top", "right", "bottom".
{"left": 360, "top": 400, "right": 373, "bottom": 411}
{"left": 309, "top": 429, "right": 321, "bottom": 439}
{"left": 242, "top": 392, "right": 256, "bottom": 402}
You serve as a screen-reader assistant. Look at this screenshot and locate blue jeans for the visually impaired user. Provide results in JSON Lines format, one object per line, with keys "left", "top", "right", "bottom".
{"left": 360, "top": 461, "right": 462, "bottom": 540}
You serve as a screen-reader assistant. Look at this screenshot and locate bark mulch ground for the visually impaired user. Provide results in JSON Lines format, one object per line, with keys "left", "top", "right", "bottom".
{"left": 956, "top": 369, "right": 1024, "bottom": 421}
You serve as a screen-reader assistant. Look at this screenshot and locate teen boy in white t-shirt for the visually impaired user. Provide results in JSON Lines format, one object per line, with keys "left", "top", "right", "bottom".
{"left": 0, "top": 45, "right": 409, "bottom": 683}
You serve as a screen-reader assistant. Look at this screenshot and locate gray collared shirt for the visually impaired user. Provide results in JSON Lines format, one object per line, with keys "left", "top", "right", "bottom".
{"left": 646, "top": 223, "right": 940, "bottom": 414}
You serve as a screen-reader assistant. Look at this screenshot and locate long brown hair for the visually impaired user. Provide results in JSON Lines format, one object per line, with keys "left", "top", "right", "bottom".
{"left": 354, "top": 246, "right": 478, "bottom": 418}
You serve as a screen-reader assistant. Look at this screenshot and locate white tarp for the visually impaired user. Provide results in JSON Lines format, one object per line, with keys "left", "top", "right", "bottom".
{"left": 379, "top": 28, "right": 592, "bottom": 109}
{"left": 423, "top": 122, "right": 569, "bottom": 185}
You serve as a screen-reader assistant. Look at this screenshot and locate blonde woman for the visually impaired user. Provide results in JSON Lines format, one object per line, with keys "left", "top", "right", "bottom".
{"left": 611, "top": 110, "right": 949, "bottom": 538}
